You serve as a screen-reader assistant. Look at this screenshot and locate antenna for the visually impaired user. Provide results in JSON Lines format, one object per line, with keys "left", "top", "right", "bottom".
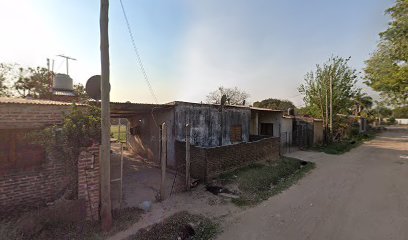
{"left": 57, "top": 54, "right": 77, "bottom": 75}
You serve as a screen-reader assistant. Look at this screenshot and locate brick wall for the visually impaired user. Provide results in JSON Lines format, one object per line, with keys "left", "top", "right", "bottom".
{"left": 176, "top": 137, "right": 280, "bottom": 182}
{"left": 0, "top": 153, "right": 67, "bottom": 213}
{"left": 0, "top": 103, "right": 74, "bottom": 129}
{"left": 78, "top": 145, "right": 100, "bottom": 221}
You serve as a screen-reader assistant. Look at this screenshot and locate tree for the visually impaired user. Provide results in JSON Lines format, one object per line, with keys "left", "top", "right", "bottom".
{"left": 0, "top": 63, "right": 16, "bottom": 97}
{"left": 0, "top": 71, "right": 8, "bottom": 97}
{"left": 31, "top": 105, "right": 101, "bottom": 200}
{"left": 353, "top": 92, "right": 373, "bottom": 116}
{"left": 393, "top": 106, "right": 408, "bottom": 118}
{"left": 13, "top": 66, "right": 51, "bottom": 99}
{"left": 364, "top": 0, "right": 408, "bottom": 105}
{"left": 253, "top": 98, "right": 295, "bottom": 111}
{"left": 206, "top": 86, "right": 249, "bottom": 105}
{"left": 73, "top": 83, "right": 90, "bottom": 102}
{"left": 298, "top": 56, "right": 360, "bottom": 138}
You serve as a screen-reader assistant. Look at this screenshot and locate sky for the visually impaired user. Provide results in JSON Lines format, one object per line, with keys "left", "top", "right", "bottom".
{"left": 0, "top": 0, "right": 393, "bottom": 106}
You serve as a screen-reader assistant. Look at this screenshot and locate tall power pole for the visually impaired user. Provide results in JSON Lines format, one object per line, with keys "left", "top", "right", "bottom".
{"left": 329, "top": 73, "right": 333, "bottom": 137}
{"left": 100, "top": 0, "right": 112, "bottom": 231}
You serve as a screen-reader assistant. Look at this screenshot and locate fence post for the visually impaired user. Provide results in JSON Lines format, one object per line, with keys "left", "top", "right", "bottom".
{"left": 118, "top": 118, "right": 121, "bottom": 142}
{"left": 185, "top": 124, "right": 191, "bottom": 191}
{"left": 160, "top": 122, "right": 167, "bottom": 200}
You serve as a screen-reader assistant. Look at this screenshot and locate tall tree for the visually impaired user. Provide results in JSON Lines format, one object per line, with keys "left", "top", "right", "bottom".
{"left": 13, "top": 67, "right": 51, "bottom": 99}
{"left": 298, "top": 56, "right": 360, "bottom": 137}
{"left": 353, "top": 92, "right": 373, "bottom": 116}
{"left": 253, "top": 98, "right": 295, "bottom": 111}
{"left": 206, "top": 86, "right": 249, "bottom": 105}
{"left": 73, "top": 83, "right": 90, "bottom": 102}
{"left": 0, "top": 63, "right": 15, "bottom": 97}
{"left": 365, "top": 0, "right": 408, "bottom": 105}
{"left": 0, "top": 70, "right": 8, "bottom": 97}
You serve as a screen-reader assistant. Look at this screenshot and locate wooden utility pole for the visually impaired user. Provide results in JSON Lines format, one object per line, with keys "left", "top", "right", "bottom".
{"left": 100, "top": 0, "right": 112, "bottom": 231}
{"left": 329, "top": 73, "right": 333, "bottom": 137}
{"left": 185, "top": 124, "right": 191, "bottom": 191}
{"left": 160, "top": 123, "right": 167, "bottom": 200}
{"left": 325, "top": 84, "right": 329, "bottom": 140}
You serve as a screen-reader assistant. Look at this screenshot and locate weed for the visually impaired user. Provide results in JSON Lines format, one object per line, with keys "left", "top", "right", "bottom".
{"left": 224, "top": 157, "right": 315, "bottom": 206}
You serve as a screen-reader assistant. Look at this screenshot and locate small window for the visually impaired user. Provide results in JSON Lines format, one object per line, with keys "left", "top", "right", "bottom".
{"left": 260, "top": 123, "right": 274, "bottom": 136}
{"left": 230, "top": 125, "right": 242, "bottom": 142}
{"left": 0, "top": 129, "right": 45, "bottom": 172}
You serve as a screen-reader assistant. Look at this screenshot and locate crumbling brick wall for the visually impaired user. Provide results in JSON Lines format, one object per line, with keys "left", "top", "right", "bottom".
{"left": 78, "top": 145, "right": 100, "bottom": 221}
{"left": 0, "top": 154, "right": 67, "bottom": 213}
{"left": 176, "top": 137, "right": 280, "bottom": 182}
{"left": 0, "top": 103, "right": 73, "bottom": 129}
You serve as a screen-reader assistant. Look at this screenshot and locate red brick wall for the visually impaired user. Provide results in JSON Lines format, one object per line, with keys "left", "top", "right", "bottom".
{"left": 78, "top": 145, "right": 100, "bottom": 221}
{"left": 176, "top": 137, "right": 280, "bottom": 182}
{"left": 0, "top": 153, "right": 68, "bottom": 213}
{"left": 0, "top": 103, "right": 73, "bottom": 129}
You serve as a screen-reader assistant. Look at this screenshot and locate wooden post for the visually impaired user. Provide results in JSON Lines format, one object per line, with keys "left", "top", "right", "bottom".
{"left": 329, "top": 73, "right": 333, "bottom": 138}
{"left": 100, "top": 0, "right": 112, "bottom": 231}
{"left": 119, "top": 142, "right": 123, "bottom": 208}
{"left": 160, "top": 122, "right": 167, "bottom": 200}
{"left": 185, "top": 124, "right": 191, "bottom": 191}
{"left": 118, "top": 118, "right": 121, "bottom": 142}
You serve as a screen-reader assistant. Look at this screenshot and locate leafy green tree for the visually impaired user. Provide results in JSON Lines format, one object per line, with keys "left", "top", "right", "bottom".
{"left": 31, "top": 105, "right": 101, "bottom": 198}
{"left": 0, "top": 63, "right": 15, "bottom": 97}
{"left": 14, "top": 66, "right": 51, "bottom": 99}
{"left": 353, "top": 92, "right": 373, "bottom": 116}
{"left": 365, "top": 0, "right": 408, "bottom": 105}
{"left": 73, "top": 83, "right": 90, "bottom": 102}
{"left": 393, "top": 106, "right": 408, "bottom": 118}
{"left": 298, "top": 56, "right": 360, "bottom": 138}
{"left": 253, "top": 98, "right": 295, "bottom": 111}
{"left": 206, "top": 86, "right": 249, "bottom": 105}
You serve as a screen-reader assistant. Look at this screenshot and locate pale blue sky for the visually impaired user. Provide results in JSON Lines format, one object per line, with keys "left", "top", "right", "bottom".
{"left": 0, "top": 0, "right": 393, "bottom": 105}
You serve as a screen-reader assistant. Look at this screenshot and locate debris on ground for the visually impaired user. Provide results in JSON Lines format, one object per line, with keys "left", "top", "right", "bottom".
{"left": 129, "top": 211, "right": 218, "bottom": 240}
{"left": 138, "top": 201, "right": 152, "bottom": 212}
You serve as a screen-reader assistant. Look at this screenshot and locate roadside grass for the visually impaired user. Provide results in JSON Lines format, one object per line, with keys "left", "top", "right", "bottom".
{"left": 128, "top": 211, "right": 219, "bottom": 240}
{"left": 0, "top": 207, "right": 142, "bottom": 240}
{"left": 312, "top": 132, "right": 376, "bottom": 155}
{"left": 111, "top": 125, "right": 127, "bottom": 143}
{"left": 218, "top": 157, "right": 315, "bottom": 206}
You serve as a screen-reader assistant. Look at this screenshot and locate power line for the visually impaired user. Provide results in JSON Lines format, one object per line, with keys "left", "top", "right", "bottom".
{"left": 119, "top": 0, "right": 159, "bottom": 104}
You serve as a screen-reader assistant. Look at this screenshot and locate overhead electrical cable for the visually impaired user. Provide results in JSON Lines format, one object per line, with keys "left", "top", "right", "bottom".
{"left": 119, "top": 0, "right": 159, "bottom": 104}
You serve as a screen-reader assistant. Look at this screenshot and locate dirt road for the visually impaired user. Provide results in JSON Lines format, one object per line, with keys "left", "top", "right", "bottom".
{"left": 218, "top": 128, "right": 408, "bottom": 240}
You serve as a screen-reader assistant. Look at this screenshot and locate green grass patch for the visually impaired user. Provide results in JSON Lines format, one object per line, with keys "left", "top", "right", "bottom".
{"left": 111, "top": 125, "right": 127, "bottom": 143}
{"left": 129, "top": 211, "right": 219, "bottom": 240}
{"left": 313, "top": 132, "right": 376, "bottom": 155}
{"left": 219, "top": 157, "right": 315, "bottom": 207}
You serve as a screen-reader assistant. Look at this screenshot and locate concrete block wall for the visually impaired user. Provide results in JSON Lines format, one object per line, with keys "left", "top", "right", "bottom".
{"left": 78, "top": 145, "right": 100, "bottom": 221}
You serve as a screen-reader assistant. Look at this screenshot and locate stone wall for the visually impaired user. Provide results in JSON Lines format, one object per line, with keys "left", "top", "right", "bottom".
{"left": 176, "top": 137, "right": 280, "bottom": 182}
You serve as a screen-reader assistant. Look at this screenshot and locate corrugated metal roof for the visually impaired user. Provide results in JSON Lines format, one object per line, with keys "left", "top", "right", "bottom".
{"left": 0, "top": 97, "right": 80, "bottom": 106}
{"left": 250, "top": 106, "right": 284, "bottom": 112}
{"left": 52, "top": 90, "right": 76, "bottom": 96}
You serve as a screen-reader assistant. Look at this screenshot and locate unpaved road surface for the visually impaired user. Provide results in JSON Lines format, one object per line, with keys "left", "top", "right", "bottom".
{"left": 218, "top": 128, "right": 408, "bottom": 240}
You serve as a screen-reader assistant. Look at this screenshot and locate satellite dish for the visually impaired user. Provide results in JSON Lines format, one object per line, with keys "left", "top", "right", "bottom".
{"left": 85, "top": 75, "right": 110, "bottom": 100}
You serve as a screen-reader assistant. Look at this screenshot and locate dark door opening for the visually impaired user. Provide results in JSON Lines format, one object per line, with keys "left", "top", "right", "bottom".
{"left": 260, "top": 123, "right": 274, "bottom": 136}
